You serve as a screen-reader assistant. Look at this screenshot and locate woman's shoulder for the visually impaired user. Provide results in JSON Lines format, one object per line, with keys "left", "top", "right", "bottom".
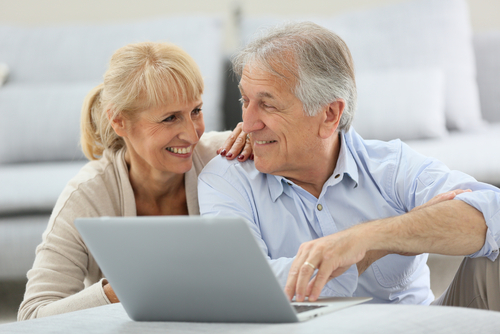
{"left": 198, "top": 131, "right": 230, "bottom": 149}
{"left": 52, "top": 148, "right": 132, "bottom": 218}
{"left": 193, "top": 131, "right": 230, "bottom": 166}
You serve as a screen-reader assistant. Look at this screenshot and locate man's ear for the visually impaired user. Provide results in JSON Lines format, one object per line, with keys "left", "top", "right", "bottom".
{"left": 107, "top": 109, "right": 127, "bottom": 137}
{"left": 318, "top": 99, "right": 345, "bottom": 139}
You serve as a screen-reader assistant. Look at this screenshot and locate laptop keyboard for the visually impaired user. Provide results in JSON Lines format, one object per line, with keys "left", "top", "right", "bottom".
{"left": 293, "top": 304, "right": 327, "bottom": 313}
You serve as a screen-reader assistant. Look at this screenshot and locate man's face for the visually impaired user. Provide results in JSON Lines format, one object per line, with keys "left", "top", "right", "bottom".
{"left": 239, "top": 64, "right": 324, "bottom": 179}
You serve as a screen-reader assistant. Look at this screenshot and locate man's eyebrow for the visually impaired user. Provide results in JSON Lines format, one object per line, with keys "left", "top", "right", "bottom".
{"left": 238, "top": 84, "right": 276, "bottom": 100}
{"left": 257, "top": 92, "right": 275, "bottom": 99}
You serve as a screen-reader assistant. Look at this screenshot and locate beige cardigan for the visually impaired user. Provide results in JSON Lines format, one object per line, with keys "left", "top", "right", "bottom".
{"left": 18, "top": 131, "right": 228, "bottom": 320}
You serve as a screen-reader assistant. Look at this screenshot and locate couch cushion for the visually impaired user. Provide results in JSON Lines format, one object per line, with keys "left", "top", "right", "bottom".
{"left": 474, "top": 31, "right": 500, "bottom": 123}
{"left": 405, "top": 123, "right": 500, "bottom": 186}
{"left": 0, "top": 63, "right": 8, "bottom": 86}
{"left": 0, "top": 82, "right": 96, "bottom": 164}
{"left": 0, "top": 161, "right": 86, "bottom": 214}
{"left": 0, "top": 215, "right": 49, "bottom": 279}
{"left": 241, "top": 0, "right": 482, "bottom": 132}
{"left": 0, "top": 16, "right": 224, "bottom": 131}
{"left": 353, "top": 68, "right": 446, "bottom": 141}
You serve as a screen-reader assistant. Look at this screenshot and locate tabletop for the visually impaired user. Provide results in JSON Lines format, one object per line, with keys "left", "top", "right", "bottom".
{"left": 2, "top": 303, "right": 500, "bottom": 334}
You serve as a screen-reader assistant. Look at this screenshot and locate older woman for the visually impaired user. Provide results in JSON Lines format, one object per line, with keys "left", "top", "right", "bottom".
{"left": 18, "top": 42, "right": 251, "bottom": 320}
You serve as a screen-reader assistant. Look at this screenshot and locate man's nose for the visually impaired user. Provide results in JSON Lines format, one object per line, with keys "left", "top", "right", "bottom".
{"left": 242, "top": 102, "right": 264, "bottom": 134}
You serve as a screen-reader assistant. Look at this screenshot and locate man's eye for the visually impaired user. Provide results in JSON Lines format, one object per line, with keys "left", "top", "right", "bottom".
{"left": 239, "top": 97, "right": 248, "bottom": 105}
{"left": 263, "top": 103, "right": 275, "bottom": 109}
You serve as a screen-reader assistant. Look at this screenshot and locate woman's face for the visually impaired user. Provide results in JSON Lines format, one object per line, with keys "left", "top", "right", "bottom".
{"left": 118, "top": 99, "right": 205, "bottom": 176}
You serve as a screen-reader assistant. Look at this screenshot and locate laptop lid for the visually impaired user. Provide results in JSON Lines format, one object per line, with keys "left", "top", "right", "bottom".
{"left": 75, "top": 216, "right": 369, "bottom": 323}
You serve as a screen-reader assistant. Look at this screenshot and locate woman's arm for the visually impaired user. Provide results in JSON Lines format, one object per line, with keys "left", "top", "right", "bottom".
{"left": 18, "top": 156, "right": 130, "bottom": 320}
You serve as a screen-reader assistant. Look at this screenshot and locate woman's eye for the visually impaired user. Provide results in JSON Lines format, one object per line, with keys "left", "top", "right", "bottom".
{"left": 162, "top": 115, "right": 176, "bottom": 122}
{"left": 192, "top": 108, "right": 202, "bottom": 116}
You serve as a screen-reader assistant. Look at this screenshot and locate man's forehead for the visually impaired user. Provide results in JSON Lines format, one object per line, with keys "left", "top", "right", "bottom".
{"left": 239, "top": 64, "right": 295, "bottom": 96}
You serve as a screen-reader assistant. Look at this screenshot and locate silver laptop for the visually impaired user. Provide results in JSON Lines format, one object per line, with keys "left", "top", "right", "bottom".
{"left": 74, "top": 216, "right": 371, "bottom": 323}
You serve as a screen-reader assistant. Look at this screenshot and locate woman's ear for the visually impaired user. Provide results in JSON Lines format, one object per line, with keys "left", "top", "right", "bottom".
{"left": 318, "top": 99, "right": 345, "bottom": 139}
{"left": 107, "top": 109, "right": 127, "bottom": 137}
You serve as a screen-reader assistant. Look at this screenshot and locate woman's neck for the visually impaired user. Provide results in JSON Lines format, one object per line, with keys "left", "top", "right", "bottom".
{"left": 125, "top": 152, "right": 189, "bottom": 216}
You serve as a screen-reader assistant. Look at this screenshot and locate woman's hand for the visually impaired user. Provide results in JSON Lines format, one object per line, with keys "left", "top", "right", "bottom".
{"left": 103, "top": 280, "right": 120, "bottom": 304}
{"left": 217, "top": 122, "right": 253, "bottom": 162}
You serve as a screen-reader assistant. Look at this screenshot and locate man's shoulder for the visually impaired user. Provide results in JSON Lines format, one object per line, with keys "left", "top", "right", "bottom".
{"left": 344, "top": 128, "right": 419, "bottom": 164}
{"left": 201, "top": 155, "right": 261, "bottom": 179}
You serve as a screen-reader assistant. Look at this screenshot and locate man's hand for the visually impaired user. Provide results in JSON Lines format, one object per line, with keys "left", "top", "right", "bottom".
{"left": 284, "top": 189, "right": 472, "bottom": 302}
{"left": 284, "top": 226, "right": 367, "bottom": 302}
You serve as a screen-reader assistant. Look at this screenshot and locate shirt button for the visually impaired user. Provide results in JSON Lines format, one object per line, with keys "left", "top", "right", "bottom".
{"left": 334, "top": 174, "right": 340, "bottom": 179}
{"left": 317, "top": 204, "right": 323, "bottom": 211}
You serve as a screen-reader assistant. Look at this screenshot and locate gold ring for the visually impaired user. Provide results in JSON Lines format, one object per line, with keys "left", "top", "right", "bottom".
{"left": 304, "top": 261, "right": 316, "bottom": 270}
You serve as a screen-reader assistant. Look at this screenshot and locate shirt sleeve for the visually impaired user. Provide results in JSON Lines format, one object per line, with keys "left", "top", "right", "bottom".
{"left": 18, "top": 191, "right": 111, "bottom": 320}
{"left": 198, "top": 160, "right": 358, "bottom": 298}
{"left": 395, "top": 142, "right": 500, "bottom": 261}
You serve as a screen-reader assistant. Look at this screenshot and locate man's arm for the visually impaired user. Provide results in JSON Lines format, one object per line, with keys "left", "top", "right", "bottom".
{"left": 355, "top": 189, "right": 472, "bottom": 275}
{"left": 286, "top": 198, "right": 487, "bottom": 302}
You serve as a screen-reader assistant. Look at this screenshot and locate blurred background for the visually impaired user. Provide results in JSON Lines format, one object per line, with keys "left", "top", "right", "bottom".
{"left": 1, "top": 0, "right": 499, "bottom": 51}
{"left": 1, "top": 0, "right": 499, "bottom": 325}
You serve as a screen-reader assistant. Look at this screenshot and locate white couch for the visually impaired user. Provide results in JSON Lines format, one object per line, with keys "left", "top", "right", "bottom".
{"left": 240, "top": 0, "right": 500, "bottom": 187}
{"left": 0, "top": 16, "right": 226, "bottom": 279}
{"left": 0, "top": 0, "right": 498, "bottom": 299}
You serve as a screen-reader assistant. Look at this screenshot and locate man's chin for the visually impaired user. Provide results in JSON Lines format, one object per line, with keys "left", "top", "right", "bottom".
{"left": 253, "top": 156, "right": 273, "bottom": 174}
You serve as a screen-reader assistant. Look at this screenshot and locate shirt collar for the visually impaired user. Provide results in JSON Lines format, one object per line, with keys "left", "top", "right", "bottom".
{"left": 267, "top": 174, "right": 294, "bottom": 202}
{"left": 266, "top": 131, "right": 359, "bottom": 202}
{"left": 330, "top": 131, "right": 359, "bottom": 188}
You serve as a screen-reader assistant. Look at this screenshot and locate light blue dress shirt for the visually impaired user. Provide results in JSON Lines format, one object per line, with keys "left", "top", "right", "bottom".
{"left": 198, "top": 128, "right": 500, "bottom": 304}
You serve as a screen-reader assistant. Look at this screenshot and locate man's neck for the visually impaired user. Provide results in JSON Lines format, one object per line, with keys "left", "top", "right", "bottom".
{"left": 283, "top": 132, "right": 341, "bottom": 198}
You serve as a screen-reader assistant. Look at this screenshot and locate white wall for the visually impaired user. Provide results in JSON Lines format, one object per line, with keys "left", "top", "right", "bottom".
{"left": 0, "top": 0, "right": 499, "bottom": 52}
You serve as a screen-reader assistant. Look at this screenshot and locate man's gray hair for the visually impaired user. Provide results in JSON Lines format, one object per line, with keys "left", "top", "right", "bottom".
{"left": 233, "top": 21, "right": 357, "bottom": 132}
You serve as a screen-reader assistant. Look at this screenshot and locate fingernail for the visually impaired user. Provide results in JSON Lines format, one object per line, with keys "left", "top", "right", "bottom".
{"left": 250, "top": 154, "right": 254, "bottom": 160}
{"left": 238, "top": 154, "right": 244, "bottom": 160}
{"left": 226, "top": 153, "right": 233, "bottom": 158}
{"left": 220, "top": 149, "right": 226, "bottom": 156}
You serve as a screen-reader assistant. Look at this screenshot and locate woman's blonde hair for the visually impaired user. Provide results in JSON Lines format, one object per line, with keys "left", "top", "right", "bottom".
{"left": 81, "top": 42, "right": 204, "bottom": 160}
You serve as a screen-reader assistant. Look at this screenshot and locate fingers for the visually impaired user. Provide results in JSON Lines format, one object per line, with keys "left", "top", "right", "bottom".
{"left": 295, "top": 259, "right": 319, "bottom": 302}
{"left": 306, "top": 276, "right": 317, "bottom": 297}
{"left": 306, "top": 259, "right": 335, "bottom": 301}
{"left": 286, "top": 255, "right": 343, "bottom": 302}
{"left": 284, "top": 246, "right": 312, "bottom": 301}
{"left": 217, "top": 122, "right": 253, "bottom": 161}
{"left": 285, "top": 232, "right": 365, "bottom": 302}
{"left": 285, "top": 242, "right": 325, "bottom": 302}
{"left": 411, "top": 189, "right": 472, "bottom": 212}
{"left": 237, "top": 134, "right": 253, "bottom": 162}
{"left": 217, "top": 122, "right": 243, "bottom": 158}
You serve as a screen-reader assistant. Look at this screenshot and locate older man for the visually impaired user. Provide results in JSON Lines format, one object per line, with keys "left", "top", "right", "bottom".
{"left": 198, "top": 22, "right": 500, "bottom": 309}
